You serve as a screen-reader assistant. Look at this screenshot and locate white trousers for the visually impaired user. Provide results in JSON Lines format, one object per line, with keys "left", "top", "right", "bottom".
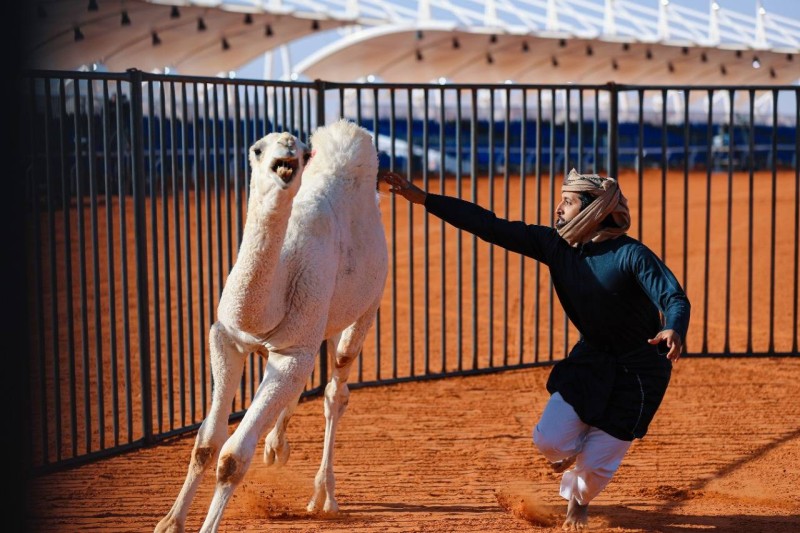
{"left": 533, "top": 392, "right": 631, "bottom": 505}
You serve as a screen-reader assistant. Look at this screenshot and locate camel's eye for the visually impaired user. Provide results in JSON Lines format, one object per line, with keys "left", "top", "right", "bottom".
{"left": 303, "top": 152, "right": 311, "bottom": 163}
{"left": 253, "top": 148, "right": 262, "bottom": 157}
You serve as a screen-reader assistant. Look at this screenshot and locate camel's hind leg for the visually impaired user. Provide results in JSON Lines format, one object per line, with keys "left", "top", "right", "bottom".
{"left": 155, "top": 322, "right": 246, "bottom": 533}
{"left": 307, "top": 315, "right": 374, "bottom": 513}
{"left": 200, "top": 350, "right": 316, "bottom": 533}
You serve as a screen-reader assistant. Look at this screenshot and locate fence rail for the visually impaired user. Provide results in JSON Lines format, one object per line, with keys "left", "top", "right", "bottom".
{"left": 20, "top": 69, "right": 799, "bottom": 475}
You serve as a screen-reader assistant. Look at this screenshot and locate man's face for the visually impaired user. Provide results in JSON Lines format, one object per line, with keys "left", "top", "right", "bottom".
{"left": 555, "top": 191, "right": 583, "bottom": 229}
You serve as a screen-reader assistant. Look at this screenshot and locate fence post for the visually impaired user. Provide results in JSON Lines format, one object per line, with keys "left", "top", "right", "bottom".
{"left": 314, "top": 79, "right": 327, "bottom": 131}
{"left": 127, "top": 68, "right": 153, "bottom": 444}
{"left": 312, "top": 78, "right": 328, "bottom": 391}
{"left": 608, "top": 82, "right": 619, "bottom": 179}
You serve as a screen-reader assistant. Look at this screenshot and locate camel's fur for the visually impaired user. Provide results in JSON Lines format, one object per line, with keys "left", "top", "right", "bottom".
{"left": 155, "top": 120, "right": 388, "bottom": 532}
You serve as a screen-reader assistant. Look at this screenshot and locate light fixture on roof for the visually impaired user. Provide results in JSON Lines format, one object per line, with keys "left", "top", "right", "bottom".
{"left": 452, "top": 36, "right": 460, "bottom": 49}
{"left": 735, "top": 50, "right": 743, "bottom": 58}
{"left": 265, "top": 24, "right": 273, "bottom": 37}
{"left": 416, "top": 49, "right": 423, "bottom": 61}
{"left": 711, "top": 2, "right": 720, "bottom": 10}
{"left": 486, "top": 53, "right": 494, "bottom": 64}
{"left": 701, "top": 52, "right": 707, "bottom": 62}
{"left": 74, "top": 26, "right": 84, "bottom": 41}
{"left": 521, "top": 41, "right": 529, "bottom": 52}
{"left": 438, "top": 77, "right": 447, "bottom": 85}
{"left": 622, "top": 42, "right": 630, "bottom": 51}
{"left": 787, "top": 54, "right": 794, "bottom": 61}
{"left": 612, "top": 59, "right": 618, "bottom": 70}
{"left": 152, "top": 31, "right": 161, "bottom": 46}
{"left": 164, "top": 66, "right": 171, "bottom": 74}
{"left": 586, "top": 45, "right": 593, "bottom": 56}
{"left": 416, "top": 30, "right": 424, "bottom": 40}
{"left": 759, "top": 6, "right": 766, "bottom": 16}
{"left": 551, "top": 56, "right": 559, "bottom": 67}
{"left": 769, "top": 67, "right": 776, "bottom": 78}
{"left": 490, "top": 34, "right": 497, "bottom": 44}
{"left": 720, "top": 64, "right": 727, "bottom": 75}
{"left": 222, "top": 37, "right": 230, "bottom": 50}
{"left": 121, "top": 10, "right": 131, "bottom": 26}
{"left": 88, "top": 0, "right": 98, "bottom": 12}
{"left": 646, "top": 49, "right": 652, "bottom": 60}
{"left": 668, "top": 62, "right": 675, "bottom": 73}
{"left": 311, "top": 19, "right": 320, "bottom": 30}
{"left": 366, "top": 74, "right": 376, "bottom": 83}
{"left": 559, "top": 38, "right": 567, "bottom": 48}
{"left": 197, "top": 17, "right": 206, "bottom": 31}
{"left": 681, "top": 46, "right": 688, "bottom": 55}
{"left": 170, "top": 6, "right": 180, "bottom": 19}
{"left": 244, "top": 14, "right": 253, "bottom": 25}
{"left": 752, "top": 56, "right": 761, "bottom": 68}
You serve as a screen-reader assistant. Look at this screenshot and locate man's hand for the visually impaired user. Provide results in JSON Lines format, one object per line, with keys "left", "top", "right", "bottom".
{"left": 648, "top": 329, "right": 682, "bottom": 362}
{"left": 381, "top": 171, "right": 427, "bottom": 205}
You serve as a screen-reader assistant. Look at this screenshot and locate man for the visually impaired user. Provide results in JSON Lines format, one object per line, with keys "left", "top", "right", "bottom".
{"left": 382, "top": 168, "right": 690, "bottom": 531}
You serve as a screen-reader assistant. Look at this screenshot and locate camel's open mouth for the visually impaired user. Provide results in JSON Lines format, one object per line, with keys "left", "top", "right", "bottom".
{"left": 270, "top": 157, "right": 299, "bottom": 183}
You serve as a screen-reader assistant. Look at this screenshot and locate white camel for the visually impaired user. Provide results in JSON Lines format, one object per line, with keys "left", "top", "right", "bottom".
{"left": 155, "top": 119, "right": 389, "bottom": 532}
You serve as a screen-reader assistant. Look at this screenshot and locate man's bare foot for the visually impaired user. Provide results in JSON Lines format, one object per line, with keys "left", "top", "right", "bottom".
{"left": 550, "top": 454, "right": 576, "bottom": 473}
{"left": 561, "top": 497, "right": 588, "bottom": 530}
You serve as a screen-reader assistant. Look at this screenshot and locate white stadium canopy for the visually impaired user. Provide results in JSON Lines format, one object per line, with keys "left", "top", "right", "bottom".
{"left": 23, "top": 0, "right": 800, "bottom": 84}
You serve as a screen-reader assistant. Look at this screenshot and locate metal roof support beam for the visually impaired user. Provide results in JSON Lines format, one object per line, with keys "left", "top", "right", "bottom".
{"left": 755, "top": 0, "right": 768, "bottom": 49}
{"left": 418, "top": 0, "right": 431, "bottom": 23}
{"left": 709, "top": 0, "right": 720, "bottom": 45}
{"left": 485, "top": 0, "right": 498, "bottom": 27}
{"left": 547, "top": 0, "right": 559, "bottom": 31}
{"left": 604, "top": 0, "right": 616, "bottom": 36}
{"left": 658, "top": 0, "right": 670, "bottom": 41}
{"left": 346, "top": 0, "right": 360, "bottom": 19}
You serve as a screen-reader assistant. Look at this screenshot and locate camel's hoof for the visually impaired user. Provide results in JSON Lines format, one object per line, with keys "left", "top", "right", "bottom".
{"left": 263, "top": 439, "right": 290, "bottom": 467}
{"left": 154, "top": 515, "right": 184, "bottom": 533}
{"left": 323, "top": 500, "right": 340, "bottom": 514}
{"left": 306, "top": 499, "right": 321, "bottom": 513}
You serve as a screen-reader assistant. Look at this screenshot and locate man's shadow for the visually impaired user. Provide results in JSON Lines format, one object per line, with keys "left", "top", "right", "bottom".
{"left": 589, "top": 426, "right": 800, "bottom": 531}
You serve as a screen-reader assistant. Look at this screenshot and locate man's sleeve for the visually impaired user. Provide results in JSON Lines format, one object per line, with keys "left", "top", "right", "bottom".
{"left": 424, "top": 193, "right": 557, "bottom": 263}
{"left": 630, "top": 247, "right": 691, "bottom": 340}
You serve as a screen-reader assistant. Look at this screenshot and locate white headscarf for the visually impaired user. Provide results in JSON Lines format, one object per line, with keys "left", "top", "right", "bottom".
{"left": 557, "top": 169, "right": 631, "bottom": 247}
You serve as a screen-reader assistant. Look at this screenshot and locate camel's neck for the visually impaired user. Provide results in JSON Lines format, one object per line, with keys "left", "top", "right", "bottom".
{"left": 217, "top": 187, "right": 292, "bottom": 331}
{"left": 239, "top": 189, "right": 292, "bottom": 259}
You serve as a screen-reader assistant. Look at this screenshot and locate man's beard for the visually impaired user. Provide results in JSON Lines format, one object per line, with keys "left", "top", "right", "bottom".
{"left": 555, "top": 217, "right": 567, "bottom": 230}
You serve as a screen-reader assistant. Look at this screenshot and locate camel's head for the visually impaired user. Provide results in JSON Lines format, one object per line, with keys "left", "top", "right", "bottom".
{"left": 249, "top": 131, "right": 309, "bottom": 193}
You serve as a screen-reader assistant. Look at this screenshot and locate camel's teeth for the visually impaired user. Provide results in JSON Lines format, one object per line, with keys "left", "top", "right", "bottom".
{"left": 276, "top": 166, "right": 294, "bottom": 181}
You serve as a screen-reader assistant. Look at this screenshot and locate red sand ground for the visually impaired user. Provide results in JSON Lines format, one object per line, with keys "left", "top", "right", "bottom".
{"left": 24, "top": 169, "right": 800, "bottom": 531}
{"left": 25, "top": 357, "right": 800, "bottom": 532}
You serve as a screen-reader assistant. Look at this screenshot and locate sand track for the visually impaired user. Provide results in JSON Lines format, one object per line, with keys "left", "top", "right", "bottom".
{"left": 26, "top": 357, "right": 800, "bottom": 532}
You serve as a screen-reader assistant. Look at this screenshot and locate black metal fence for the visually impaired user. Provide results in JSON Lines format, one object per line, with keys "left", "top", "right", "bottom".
{"left": 19, "top": 69, "right": 799, "bottom": 474}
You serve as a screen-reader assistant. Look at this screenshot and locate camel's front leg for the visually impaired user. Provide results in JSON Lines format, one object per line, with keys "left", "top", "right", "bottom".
{"left": 307, "top": 322, "right": 371, "bottom": 513}
{"left": 199, "top": 351, "right": 316, "bottom": 533}
{"left": 155, "top": 322, "right": 246, "bottom": 533}
{"left": 263, "top": 392, "right": 300, "bottom": 466}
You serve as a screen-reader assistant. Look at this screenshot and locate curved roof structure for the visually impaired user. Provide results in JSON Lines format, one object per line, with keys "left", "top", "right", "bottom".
{"left": 23, "top": 0, "right": 379, "bottom": 75}
{"left": 22, "top": 0, "right": 800, "bottom": 84}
